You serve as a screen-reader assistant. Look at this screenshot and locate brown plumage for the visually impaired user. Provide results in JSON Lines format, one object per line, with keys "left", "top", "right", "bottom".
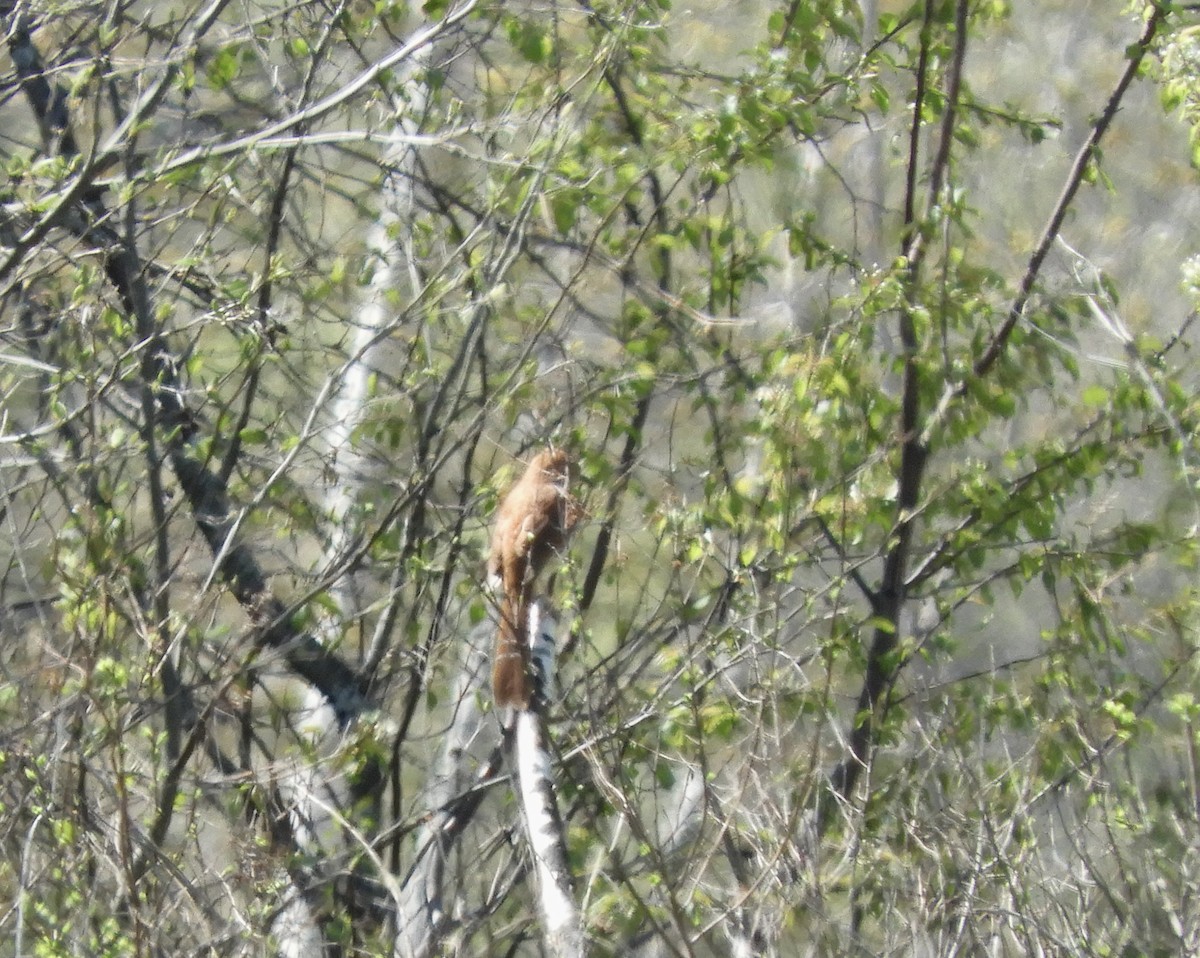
{"left": 487, "top": 449, "right": 578, "bottom": 710}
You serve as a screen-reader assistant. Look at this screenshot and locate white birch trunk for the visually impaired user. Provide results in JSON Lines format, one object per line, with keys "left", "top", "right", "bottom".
{"left": 275, "top": 14, "right": 435, "bottom": 953}
{"left": 513, "top": 602, "right": 584, "bottom": 957}
{"left": 393, "top": 620, "right": 491, "bottom": 958}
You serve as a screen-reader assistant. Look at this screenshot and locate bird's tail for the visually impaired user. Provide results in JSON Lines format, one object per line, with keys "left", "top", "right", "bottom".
{"left": 493, "top": 589, "right": 531, "bottom": 709}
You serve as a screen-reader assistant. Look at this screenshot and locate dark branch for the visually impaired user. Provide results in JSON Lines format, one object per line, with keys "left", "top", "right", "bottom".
{"left": 5, "top": 12, "right": 367, "bottom": 727}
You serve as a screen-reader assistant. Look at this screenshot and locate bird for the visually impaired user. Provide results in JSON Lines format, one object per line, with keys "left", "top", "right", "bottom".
{"left": 487, "top": 448, "right": 579, "bottom": 710}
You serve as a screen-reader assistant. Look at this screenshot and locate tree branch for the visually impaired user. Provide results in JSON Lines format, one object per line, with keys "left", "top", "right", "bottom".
{"left": 922, "top": 1, "right": 1169, "bottom": 441}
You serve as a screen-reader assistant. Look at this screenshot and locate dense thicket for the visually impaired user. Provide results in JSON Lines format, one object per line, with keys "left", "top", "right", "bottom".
{"left": 3, "top": 1, "right": 1200, "bottom": 955}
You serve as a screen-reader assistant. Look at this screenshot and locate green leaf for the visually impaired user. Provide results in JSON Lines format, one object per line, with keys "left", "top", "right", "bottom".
{"left": 206, "top": 46, "right": 241, "bottom": 90}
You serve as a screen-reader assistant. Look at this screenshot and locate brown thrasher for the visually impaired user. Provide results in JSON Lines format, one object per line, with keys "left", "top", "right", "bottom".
{"left": 487, "top": 448, "right": 579, "bottom": 709}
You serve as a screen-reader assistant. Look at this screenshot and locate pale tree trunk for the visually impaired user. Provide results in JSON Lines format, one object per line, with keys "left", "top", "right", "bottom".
{"left": 393, "top": 618, "right": 492, "bottom": 958}
{"left": 394, "top": 600, "right": 582, "bottom": 957}
{"left": 276, "top": 11, "right": 441, "bottom": 951}
{"left": 4, "top": 3, "right": 454, "bottom": 953}
{"left": 512, "top": 601, "right": 583, "bottom": 957}
{"left": 387, "top": 31, "right": 581, "bottom": 953}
